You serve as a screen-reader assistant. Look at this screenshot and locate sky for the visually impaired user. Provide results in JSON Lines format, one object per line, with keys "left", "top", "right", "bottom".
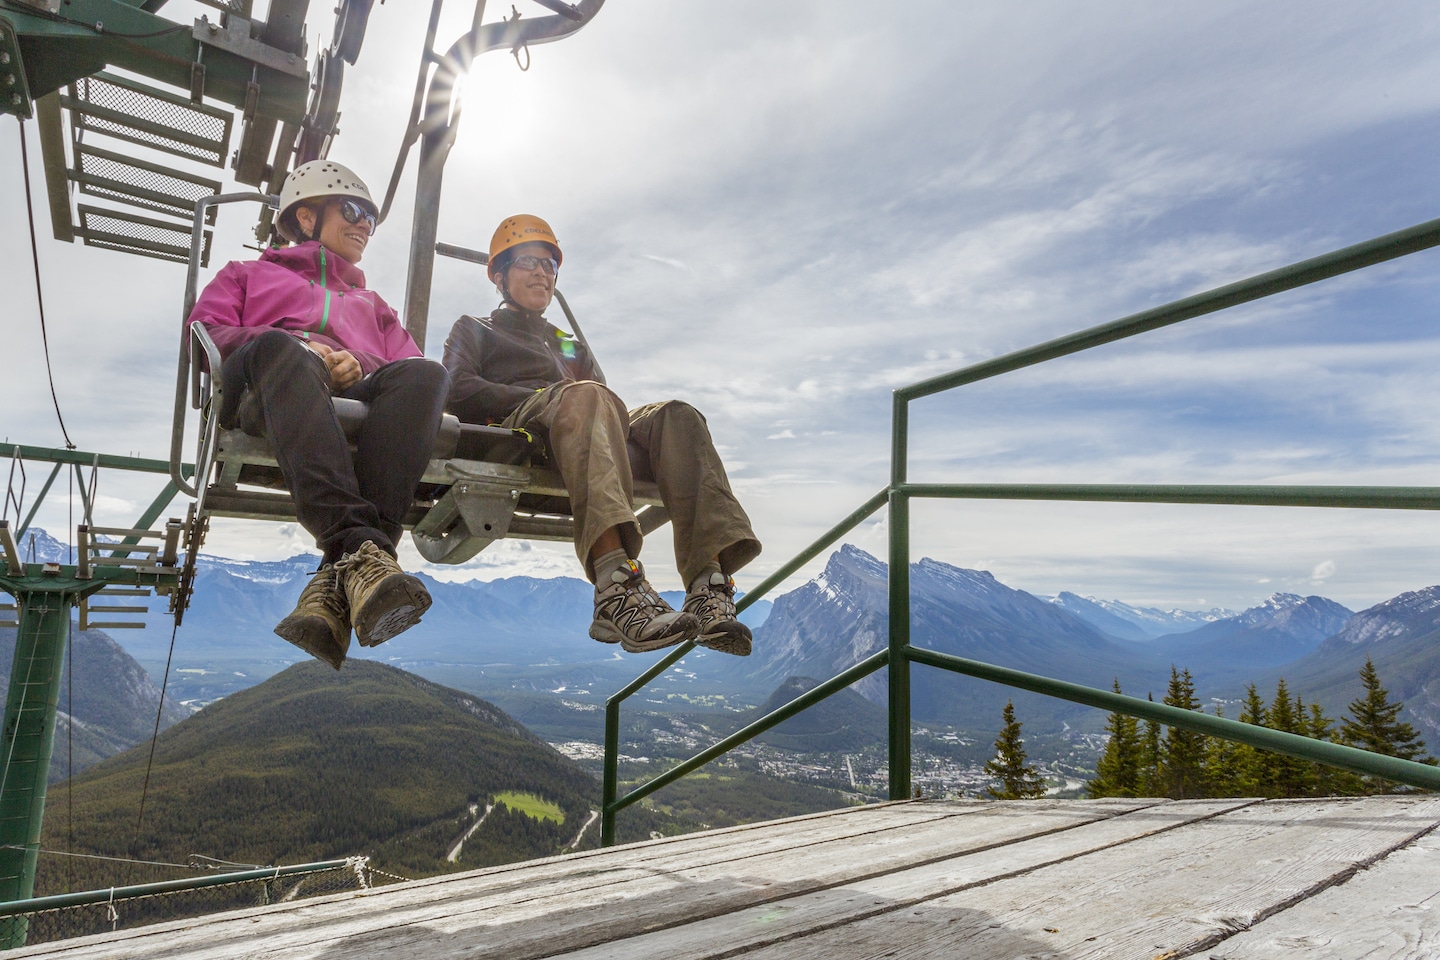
{"left": 3, "top": 0, "right": 1440, "bottom": 613}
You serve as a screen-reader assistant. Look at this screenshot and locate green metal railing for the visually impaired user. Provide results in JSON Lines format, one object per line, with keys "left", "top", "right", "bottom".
{"left": 600, "top": 215, "right": 1440, "bottom": 845}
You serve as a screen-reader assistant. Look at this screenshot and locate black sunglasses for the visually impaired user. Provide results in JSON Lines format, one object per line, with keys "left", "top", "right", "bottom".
{"left": 332, "top": 198, "right": 377, "bottom": 234}
{"left": 510, "top": 254, "right": 559, "bottom": 275}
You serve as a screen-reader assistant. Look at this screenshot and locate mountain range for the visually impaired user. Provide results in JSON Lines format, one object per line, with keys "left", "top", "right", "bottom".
{"left": 6, "top": 528, "right": 1438, "bottom": 771}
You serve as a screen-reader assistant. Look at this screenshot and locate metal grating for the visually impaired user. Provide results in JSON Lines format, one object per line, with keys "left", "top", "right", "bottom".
{"left": 73, "top": 144, "right": 220, "bottom": 223}
{"left": 77, "top": 205, "right": 212, "bottom": 266}
{"left": 64, "top": 73, "right": 232, "bottom": 166}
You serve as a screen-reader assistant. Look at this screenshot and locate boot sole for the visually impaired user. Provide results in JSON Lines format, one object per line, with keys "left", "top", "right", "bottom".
{"left": 696, "top": 623, "right": 752, "bottom": 657}
{"left": 354, "top": 575, "right": 432, "bottom": 646}
{"left": 590, "top": 614, "right": 701, "bottom": 653}
{"left": 275, "top": 615, "right": 348, "bottom": 669}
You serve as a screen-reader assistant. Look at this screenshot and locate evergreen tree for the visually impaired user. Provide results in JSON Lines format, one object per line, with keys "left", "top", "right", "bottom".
{"left": 1307, "top": 701, "right": 1362, "bottom": 797}
{"left": 1090, "top": 680, "right": 1142, "bottom": 798}
{"left": 1160, "top": 667, "right": 1208, "bottom": 799}
{"left": 1340, "top": 656, "right": 1437, "bottom": 792}
{"left": 1204, "top": 704, "right": 1243, "bottom": 797}
{"left": 984, "top": 701, "right": 1047, "bottom": 799}
{"left": 1226, "top": 683, "right": 1270, "bottom": 796}
{"left": 1140, "top": 694, "right": 1163, "bottom": 796}
{"left": 1260, "top": 679, "right": 1315, "bottom": 798}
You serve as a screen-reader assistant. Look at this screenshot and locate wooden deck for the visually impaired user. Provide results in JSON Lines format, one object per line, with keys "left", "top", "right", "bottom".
{"left": 16, "top": 796, "right": 1440, "bottom": 959}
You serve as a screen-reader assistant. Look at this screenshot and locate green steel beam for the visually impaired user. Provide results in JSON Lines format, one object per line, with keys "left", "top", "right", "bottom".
{"left": 887, "top": 488, "right": 911, "bottom": 801}
{"left": 906, "top": 645, "right": 1440, "bottom": 792}
{"left": 9, "top": 445, "right": 190, "bottom": 478}
{"left": 0, "top": 859, "right": 352, "bottom": 917}
{"left": 3, "top": 0, "right": 308, "bottom": 121}
{"left": 601, "top": 650, "right": 889, "bottom": 844}
{"left": 600, "top": 488, "right": 889, "bottom": 845}
{"left": 897, "top": 483, "right": 1440, "bottom": 510}
{"left": 0, "top": 582, "right": 82, "bottom": 939}
{"left": 897, "top": 217, "right": 1440, "bottom": 403}
{"left": 0, "top": 563, "right": 178, "bottom": 934}
{"left": 14, "top": 464, "right": 61, "bottom": 542}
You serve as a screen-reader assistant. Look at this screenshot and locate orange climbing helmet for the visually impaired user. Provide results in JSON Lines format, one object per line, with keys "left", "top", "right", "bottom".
{"left": 488, "top": 215, "right": 562, "bottom": 278}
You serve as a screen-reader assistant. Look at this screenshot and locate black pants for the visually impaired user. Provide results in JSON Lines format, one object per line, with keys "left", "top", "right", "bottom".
{"left": 220, "top": 331, "right": 449, "bottom": 562}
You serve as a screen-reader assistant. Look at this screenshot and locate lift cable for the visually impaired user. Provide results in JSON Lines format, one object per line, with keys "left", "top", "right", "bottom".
{"left": 17, "top": 119, "right": 76, "bottom": 450}
{"left": 131, "top": 616, "right": 181, "bottom": 864}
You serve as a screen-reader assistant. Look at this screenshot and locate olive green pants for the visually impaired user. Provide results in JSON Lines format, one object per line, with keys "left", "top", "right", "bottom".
{"left": 503, "top": 380, "right": 761, "bottom": 584}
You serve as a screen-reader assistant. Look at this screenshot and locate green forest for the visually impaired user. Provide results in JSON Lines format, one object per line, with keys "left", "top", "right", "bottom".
{"left": 1088, "top": 656, "right": 1436, "bottom": 800}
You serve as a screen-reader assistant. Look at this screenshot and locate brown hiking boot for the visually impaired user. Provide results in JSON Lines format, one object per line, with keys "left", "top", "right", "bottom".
{"left": 274, "top": 564, "right": 351, "bottom": 669}
{"left": 336, "top": 540, "right": 432, "bottom": 646}
{"left": 683, "top": 572, "right": 752, "bottom": 657}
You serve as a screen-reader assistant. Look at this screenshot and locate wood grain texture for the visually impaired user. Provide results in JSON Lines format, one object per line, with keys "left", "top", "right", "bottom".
{"left": 11, "top": 799, "right": 1158, "bottom": 959}
{"left": 1205, "top": 827, "right": 1440, "bottom": 959}
{"left": 727, "top": 796, "right": 1440, "bottom": 960}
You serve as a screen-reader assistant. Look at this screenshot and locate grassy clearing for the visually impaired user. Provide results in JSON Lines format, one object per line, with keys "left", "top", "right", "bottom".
{"left": 494, "top": 790, "right": 565, "bottom": 823}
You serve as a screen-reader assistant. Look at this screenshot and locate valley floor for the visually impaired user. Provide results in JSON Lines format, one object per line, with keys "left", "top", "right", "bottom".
{"left": 17, "top": 795, "right": 1440, "bottom": 959}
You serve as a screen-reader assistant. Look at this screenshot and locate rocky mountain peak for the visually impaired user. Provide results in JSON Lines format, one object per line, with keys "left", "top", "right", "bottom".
{"left": 1331, "top": 585, "right": 1440, "bottom": 646}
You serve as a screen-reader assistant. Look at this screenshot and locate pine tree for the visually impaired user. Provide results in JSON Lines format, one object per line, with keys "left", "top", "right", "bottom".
{"left": 1090, "top": 680, "right": 1142, "bottom": 798}
{"left": 1225, "top": 683, "right": 1269, "bottom": 796}
{"left": 1140, "top": 694, "right": 1163, "bottom": 796}
{"left": 1204, "top": 704, "right": 1243, "bottom": 797}
{"left": 1307, "top": 701, "right": 1362, "bottom": 797}
{"left": 984, "top": 701, "right": 1047, "bottom": 799}
{"left": 1340, "top": 656, "right": 1437, "bottom": 792}
{"left": 1260, "top": 679, "right": 1315, "bottom": 798}
{"left": 1161, "top": 667, "right": 1208, "bottom": 799}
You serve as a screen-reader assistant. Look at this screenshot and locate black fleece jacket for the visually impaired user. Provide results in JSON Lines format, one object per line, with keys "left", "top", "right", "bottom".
{"left": 442, "top": 306, "right": 603, "bottom": 424}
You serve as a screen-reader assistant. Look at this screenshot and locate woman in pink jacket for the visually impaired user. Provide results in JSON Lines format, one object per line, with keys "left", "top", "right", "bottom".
{"left": 187, "top": 160, "right": 448, "bottom": 669}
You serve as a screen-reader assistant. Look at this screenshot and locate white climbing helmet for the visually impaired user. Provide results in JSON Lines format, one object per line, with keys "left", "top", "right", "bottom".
{"left": 275, "top": 159, "right": 378, "bottom": 242}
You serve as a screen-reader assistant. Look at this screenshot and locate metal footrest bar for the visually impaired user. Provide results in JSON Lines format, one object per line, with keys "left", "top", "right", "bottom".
{"left": 76, "top": 205, "right": 212, "bottom": 266}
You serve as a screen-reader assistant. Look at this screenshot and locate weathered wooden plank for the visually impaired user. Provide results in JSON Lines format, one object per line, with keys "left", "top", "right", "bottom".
{"left": 550, "top": 798, "right": 1258, "bottom": 960}
{"left": 725, "top": 796, "right": 1440, "bottom": 960}
{"left": 12, "top": 800, "right": 984, "bottom": 958}
{"left": 1205, "top": 827, "right": 1440, "bottom": 959}
{"left": 13, "top": 799, "right": 1162, "bottom": 959}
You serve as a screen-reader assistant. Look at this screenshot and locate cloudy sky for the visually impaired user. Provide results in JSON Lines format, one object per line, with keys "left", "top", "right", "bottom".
{"left": 3, "top": 0, "right": 1439, "bottom": 613}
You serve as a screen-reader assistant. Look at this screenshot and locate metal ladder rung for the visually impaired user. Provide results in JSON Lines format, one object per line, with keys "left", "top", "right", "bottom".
{"left": 94, "top": 587, "right": 153, "bottom": 596}
{"left": 81, "top": 622, "right": 145, "bottom": 630}
{"left": 92, "top": 543, "right": 160, "bottom": 556}
{"left": 88, "top": 526, "right": 166, "bottom": 539}
{"left": 83, "top": 605, "right": 149, "bottom": 614}
{"left": 90, "top": 556, "right": 159, "bottom": 567}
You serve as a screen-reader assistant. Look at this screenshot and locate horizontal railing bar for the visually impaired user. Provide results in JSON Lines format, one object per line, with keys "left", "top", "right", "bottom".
{"left": 82, "top": 606, "right": 148, "bottom": 614}
{"left": 905, "top": 645, "right": 1440, "bottom": 791}
{"left": 0, "top": 860, "right": 354, "bottom": 916}
{"left": 897, "top": 217, "right": 1440, "bottom": 402}
{"left": 79, "top": 623, "right": 145, "bottom": 629}
{"left": 897, "top": 483, "right": 1440, "bottom": 510}
{"left": 607, "top": 650, "right": 890, "bottom": 817}
{"left": 6, "top": 446, "right": 192, "bottom": 477}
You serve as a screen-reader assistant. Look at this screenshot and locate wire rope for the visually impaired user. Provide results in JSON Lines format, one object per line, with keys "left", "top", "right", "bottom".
{"left": 16, "top": 119, "right": 76, "bottom": 450}
{"left": 131, "top": 616, "right": 180, "bottom": 868}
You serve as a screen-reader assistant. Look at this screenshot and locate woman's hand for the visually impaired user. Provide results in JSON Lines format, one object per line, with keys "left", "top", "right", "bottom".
{"left": 304, "top": 340, "right": 362, "bottom": 391}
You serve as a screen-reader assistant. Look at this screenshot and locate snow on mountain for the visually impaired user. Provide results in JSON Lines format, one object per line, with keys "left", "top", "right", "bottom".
{"left": 1048, "top": 592, "right": 1236, "bottom": 641}
{"left": 1328, "top": 585, "right": 1440, "bottom": 646}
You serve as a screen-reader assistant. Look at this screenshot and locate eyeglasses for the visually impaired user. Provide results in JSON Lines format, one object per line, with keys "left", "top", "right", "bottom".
{"left": 333, "top": 198, "right": 377, "bottom": 235}
{"left": 510, "top": 254, "right": 559, "bottom": 275}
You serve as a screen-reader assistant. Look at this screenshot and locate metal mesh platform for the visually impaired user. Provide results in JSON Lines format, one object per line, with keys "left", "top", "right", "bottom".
{"left": 76, "top": 206, "right": 212, "bottom": 266}
{"left": 73, "top": 144, "right": 220, "bottom": 224}
{"left": 63, "top": 73, "right": 232, "bottom": 167}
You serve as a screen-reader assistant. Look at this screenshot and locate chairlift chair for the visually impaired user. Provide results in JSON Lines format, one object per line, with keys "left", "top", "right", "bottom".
{"left": 169, "top": 195, "right": 669, "bottom": 586}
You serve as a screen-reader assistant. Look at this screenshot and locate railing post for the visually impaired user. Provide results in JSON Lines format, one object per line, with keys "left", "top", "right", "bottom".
{"left": 888, "top": 394, "right": 911, "bottom": 800}
{"left": 601, "top": 700, "right": 620, "bottom": 847}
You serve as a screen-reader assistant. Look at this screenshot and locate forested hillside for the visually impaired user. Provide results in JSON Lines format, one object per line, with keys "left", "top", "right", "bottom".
{"left": 33, "top": 661, "right": 677, "bottom": 895}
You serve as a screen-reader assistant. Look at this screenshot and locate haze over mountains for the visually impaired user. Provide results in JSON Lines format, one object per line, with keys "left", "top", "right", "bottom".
{"left": 7, "top": 527, "right": 1438, "bottom": 774}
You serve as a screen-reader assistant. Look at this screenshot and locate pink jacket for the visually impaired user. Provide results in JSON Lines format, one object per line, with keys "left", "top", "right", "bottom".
{"left": 187, "top": 241, "right": 422, "bottom": 375}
